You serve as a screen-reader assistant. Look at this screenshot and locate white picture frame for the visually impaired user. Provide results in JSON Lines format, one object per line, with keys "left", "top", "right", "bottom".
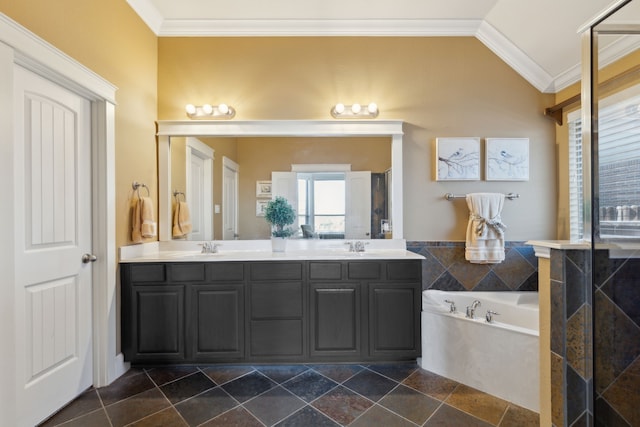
{"left": 256, "top": 180, "right": 272, "bottom": 197}
{"left": 485, "top": 138, "right": 529, "bottom": 181}
{"left": 436, "top": 137, "right": 481, "bottom": 181}
{"left": 256, "top": 200, "right": 269, "bottom": 216}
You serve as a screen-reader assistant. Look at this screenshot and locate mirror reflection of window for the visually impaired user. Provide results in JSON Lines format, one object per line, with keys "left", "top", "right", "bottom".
{"left": 297, "top": 173, "right": 346, "bottom": 238}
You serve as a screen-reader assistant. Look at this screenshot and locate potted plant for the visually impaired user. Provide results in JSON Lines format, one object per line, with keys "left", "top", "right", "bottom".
{"left": 264, "top": 196, "right": 296, "bottom": 252}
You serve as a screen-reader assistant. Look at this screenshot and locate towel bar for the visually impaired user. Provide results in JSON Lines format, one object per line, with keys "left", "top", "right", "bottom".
{"left": 444, "top": 192, "right": 519, "bottom": 201}
{"left": 132, "top": 181, "right": 150, "bottom": 197}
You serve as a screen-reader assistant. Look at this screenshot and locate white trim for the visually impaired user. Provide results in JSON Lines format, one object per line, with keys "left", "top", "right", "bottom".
{"left": 126, "top": 0, "right": 164, "bottom": 35}
{"left": 157, "top": 120, "right": 404, "bottom": 240}
{"left": 577, "top": 0, "right": 632, "bottom": 34}
{"left": 292, "top": 164, "right": 351, "bottom": 172}
{"left": 0, "top": 13, "right": 120, "bottom": 425}
{"left": 158, "top": 18, "right": 481, "bottom": 37}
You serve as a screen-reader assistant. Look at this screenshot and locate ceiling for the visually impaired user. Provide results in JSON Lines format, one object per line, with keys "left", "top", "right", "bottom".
{"left": 127, "top": 0, "right": 640, "bottom": 93}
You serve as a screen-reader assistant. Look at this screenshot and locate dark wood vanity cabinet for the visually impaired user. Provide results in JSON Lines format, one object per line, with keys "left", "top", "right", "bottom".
{"left": 121, "top": 259, "right": 421, "bottom": 365}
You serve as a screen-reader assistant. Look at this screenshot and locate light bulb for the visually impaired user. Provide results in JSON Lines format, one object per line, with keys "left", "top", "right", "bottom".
{"left": 334, "top": 103, "right": 345, "bottom": 114}
{"left": 185, "top": 104, "right": 196, "bottom": 115}
{"left": 202, "top": 104, "right": 214, "bottom": 115}
{"left": 351, "top": 103, "right": 362, "bottom": 114}
{"left": 218, "top": 103, "right": 229, "bottom": 115}
{"left": 367, "top": 103, "right": 378, "bottom": 114}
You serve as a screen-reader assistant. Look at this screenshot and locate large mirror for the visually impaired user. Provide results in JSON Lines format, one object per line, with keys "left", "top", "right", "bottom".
{"left": 157, "top": 120, "right": 405, "bottom": 241}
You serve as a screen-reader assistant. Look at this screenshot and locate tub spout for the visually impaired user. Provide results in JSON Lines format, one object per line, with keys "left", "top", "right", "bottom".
{"left": 466, "top": 300, "right": 481, "bottom": 318}
{"left": 485, "top": 310, "right": 500, "bottom": 323}
{"left": 444, "top": 299, "right": 456, "bottom": 313}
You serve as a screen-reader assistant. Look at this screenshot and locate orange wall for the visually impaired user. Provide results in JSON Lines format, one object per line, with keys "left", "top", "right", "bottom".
{"left": 0, "top": 0, "right": 158, "bottom": 249}
{"left": 159, "top": 37, "right": 557, "bottom": 241}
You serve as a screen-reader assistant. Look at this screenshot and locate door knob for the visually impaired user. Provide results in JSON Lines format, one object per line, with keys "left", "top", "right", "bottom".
{"left": 82, "top": 253, "right": 97, "bottom": 263}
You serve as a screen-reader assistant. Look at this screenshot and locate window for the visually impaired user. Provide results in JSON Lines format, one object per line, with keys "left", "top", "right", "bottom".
{"left": 297, "top": 173, "right": 346, "bottom": 236}
{"left": 568, "top": 84, "right": 640, "bottom": 239}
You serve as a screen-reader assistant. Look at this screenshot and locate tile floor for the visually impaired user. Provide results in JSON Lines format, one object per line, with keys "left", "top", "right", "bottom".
{"left": 39, "top": 363, "right": 539, "bottom": 427}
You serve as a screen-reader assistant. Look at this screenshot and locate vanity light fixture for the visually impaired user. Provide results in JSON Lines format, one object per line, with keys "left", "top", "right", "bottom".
{"left": 185, "top": 103, "right": 236, "bottom": 119}
{"left": 331, "top": 102, "right": 379, "bottom": 119}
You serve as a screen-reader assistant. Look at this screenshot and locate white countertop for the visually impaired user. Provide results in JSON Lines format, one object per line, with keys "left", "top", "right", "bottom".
{"left": 120, "top": 239, "right": 425, "bottom": 263}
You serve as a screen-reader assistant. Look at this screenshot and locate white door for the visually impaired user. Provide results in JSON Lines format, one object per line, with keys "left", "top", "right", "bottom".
{"left": 271, "top": 171, "right": 299, "bottom": 234}
{"left": 186, "top": 138, "right": 213, "bottom": 241}
{"left": 13, "top": 65, "right": 93, "bottom": 426}
{"left": 222, "top": 157, "right": 239, "bottom": 240}
{"left": 345, "top": 171, "right": 372, "bottom": 239}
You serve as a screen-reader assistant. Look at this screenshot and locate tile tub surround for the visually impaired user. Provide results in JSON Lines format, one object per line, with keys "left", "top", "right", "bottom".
{"left": 39, "top": 363, "right": 539, "bottom": 427}
{"left": 407, "top": 241, "right": 538, "bottom": 292}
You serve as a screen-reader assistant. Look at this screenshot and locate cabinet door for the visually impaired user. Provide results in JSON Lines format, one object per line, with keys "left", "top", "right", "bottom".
{"left": 130, "top": 285, "right": 186, "bottom": 362}
{"left": 191, "top": 284, "right": 244, "bottom": 361}
{"left": 310, "top": 283, "right": 361, "bottom": 358}
{"left": 369, "top": 282, "right": 421, "bottom": 359}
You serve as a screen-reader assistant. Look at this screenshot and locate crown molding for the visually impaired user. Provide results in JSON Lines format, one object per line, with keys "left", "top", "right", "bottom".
{"left": 157, "top": 19, "right": 481, "bottom": 37}
{"left": 126, "top": 0, "right": 164, "bottom": 34}
{"left": 475, "top": 20, "right": 554, "bottom": 93}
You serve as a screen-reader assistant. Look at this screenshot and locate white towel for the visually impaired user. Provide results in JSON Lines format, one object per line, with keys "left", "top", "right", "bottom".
{"left": 465, "top": 193, "right": 506, "bottom": 264}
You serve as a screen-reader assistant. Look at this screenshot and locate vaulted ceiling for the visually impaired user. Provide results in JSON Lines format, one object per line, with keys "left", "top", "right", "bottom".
{"left": 127, "top": 0, "right": 640, "bottom": 93}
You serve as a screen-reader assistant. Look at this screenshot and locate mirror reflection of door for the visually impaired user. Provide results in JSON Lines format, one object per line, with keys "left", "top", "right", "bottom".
{"left": 186, "top": 137, "right": 213, "bottom": 240}
{"left": 222, "top": 156, "right": 239, "bottom": 239}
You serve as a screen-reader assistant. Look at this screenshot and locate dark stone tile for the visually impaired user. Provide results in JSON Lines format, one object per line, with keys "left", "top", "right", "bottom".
{"left": 105, "top": 387, "right": 170, "bottom": 427}
{"left": 201, "top": 365, "right": 255, "bottom": 385}
{"left": 551, "top": 352, "right": 565, "bottom": 427}
{"left": 420, "top": 251, "right": 447, "bottom": 287}
{"left": 311, "top": 385, "right": 373, "bottom": 425}
{"left": 593, "top": 249, "right": 624, "bottom": 289}
{"left": 160, "top": 371, "right": 216, "bottom": 405}
{"left": 174, "top": 387, "right": 237, "bottom": 426}
{"left": 283, "top": 370, "right": 338, "bottom": 403}
{"left": 200, "top": 406, "right": 263, "bottom": 427}
{"left": 594, "top": 291, "right": 640, "bottom": 393}
{"left": 472, "top": 271, "right": 511, "bottom": 291}
{"left": 44, "top": 409, "right": 111, "bottom": 427}
{"left": 515, "top": 245, "right": 538, "bottom": 268}
{"left": 343, "top": 369, "right": 397, "bottom": 402}
{"left": 146, "top": 366, "right": 200, "bottom": 386}
{"left": 498, "top": 404, "right": 540, "bottom": 427}
{"left": 567, "top": 305, "right": 591, "bottom": 380}
{"left": 601, "top": 259, "right": 640, "bottom": 328}
{"left": 566, "top": 250, "right": 588, "bottom": 273}
{"left": 39, "top": 388, "right": 102, "bottom": 426}
{"left": 379, "top": 384, "right": 440, "bottom": 425}
{"left": 97, "top": 369, "right": 155, "bottom": 406}
{"left": 255, "top": 365, "right": 309, "bottom": 383}
{"left": 221, "top": 371, "right": 277, "bottom": 403}
{"left": 349, "top": 405, "right": 416, "bottom": 427}
{"left": 567, "top": 364, "right": 588, "bottom": 426}
{"left": 448, "top": 261, "right": 491, "bottom": 290}
{"left": 402, "top": 369, "right": 458, "bottom": 401}
{"left": 492, "top": 248, "right": 535, "bottom": 290}
{"left": 550, "top": 279, "right": 566, "bottom": 355}
{"left": 309, "top": 364, "right": 363, "bottom": 383}
{"left": 566, "top": 255, "right": 588, "bottom": 318}
{"left": 424, "top": 403, "right": 493, "bottom": 426}
{"left": 595, "top": 397, "right": 631, "bottom": 427}
{"left": 602, "top": 357, "right": 640, "bottom": 427}
{"left": 517, "top": 272, "right": 539, "bottom": 291}
{"left": 550, "top": 249, "right": 564, "bottom": 282}
{"left": 572, "top": 412, "right": 591, "bottom": 427}
{"left": 429, "top": 246, "right": 465, "bottom": 269}
{"left": 275, "top": 406, "right": 340, "bottom": 427}
{"left": 429, "top": 271, "right": 466, "bottom": 292}
{"left": 445, "top": 384, "right": 509, "bottom": 425}
{"left": 128, "top": 407, "right": 188, "bottom": 427}
{"left": 244, "top": 386, "right": 305, "bottom": 426}
{"left": 365, "top": 362, "right": 418, "bottom": 382}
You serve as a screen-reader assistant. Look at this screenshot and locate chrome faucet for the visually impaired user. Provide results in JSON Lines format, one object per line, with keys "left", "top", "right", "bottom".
{"left": 345, "top": 241, "right": 368, "bottom": 253}
{"left": 444, "top": 299, "right": 456, "bottom": 313}
{"left": 466, "top": 300, "right": 481, "bottom": 318}
{"left": 485, "top": 310, "right": 500, "bottom": 323}
{"left": 201, "top": 241, "right": 221, "bottom": 254}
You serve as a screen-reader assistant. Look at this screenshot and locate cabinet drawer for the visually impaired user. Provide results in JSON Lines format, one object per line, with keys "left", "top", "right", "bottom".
{"left": 208, "top": 262, "right": 244, "bottom": 281}
{"left": 309, "top": 262, "right": 342, "bottom": 280}
{"left": 251, "top": 282, "right": 303, "bottom": 318}
{"left": 250, "top": 262, "right": 302, "bottom": 281}
{"left": 129, "top": 264, "right": 166, "bottom": 282}
{"left": 387, "top": 261, "right": 421, "bottom": 281}
{"left": 170, "top": 263, "right": 206, "bottom": 282}
{"left": 348, "top": 262, "right": 381, "bottom": 279}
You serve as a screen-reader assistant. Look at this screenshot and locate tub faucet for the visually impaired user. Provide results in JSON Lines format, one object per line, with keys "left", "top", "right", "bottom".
{"left": 466, "top": 300, "right": 481, "bottom": 319}
{"left": 444, "top": 299, "right": 456, "bottom": 313}
{"left": 485, "top": 310, "right": 500, "bottom": 323}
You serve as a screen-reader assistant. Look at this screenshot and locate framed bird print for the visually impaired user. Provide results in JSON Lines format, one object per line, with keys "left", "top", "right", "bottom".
{"left": 485, "top": 138, "right": 529, "bottom": 181}
{"left": 436, "top": 137, "right": 481, "bottom": 181}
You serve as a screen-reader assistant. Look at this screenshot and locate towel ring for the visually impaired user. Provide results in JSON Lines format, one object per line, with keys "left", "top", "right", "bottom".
{"left": 173, "top": 190, "right": 185, "bottom": 202}
{"left": 132, "top": 181, "right": 150, "bottom": 197}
